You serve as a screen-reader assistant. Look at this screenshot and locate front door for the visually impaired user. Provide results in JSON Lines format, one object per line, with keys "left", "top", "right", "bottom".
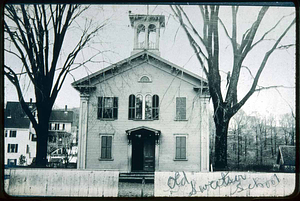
{"left": 131, "top": 131, "right": 155, "bottom": 172}
{"left": 143, "top": 133, "right": 155, "bottom": 171}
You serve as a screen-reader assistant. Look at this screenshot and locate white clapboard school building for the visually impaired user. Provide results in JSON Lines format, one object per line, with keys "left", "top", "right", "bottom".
{"left": 72, "top": 13, "right": 211, "bottom": 174}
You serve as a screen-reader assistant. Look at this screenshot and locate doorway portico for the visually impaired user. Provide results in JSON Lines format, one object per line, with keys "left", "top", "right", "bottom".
{"left": 126, "top": 126, "right": 160, "bottom": 172}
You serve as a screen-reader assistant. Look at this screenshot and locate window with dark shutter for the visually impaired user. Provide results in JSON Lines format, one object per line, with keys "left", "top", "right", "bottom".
{"left": 101, "top": 136, "right": 112, "bottom": 159}
{"left": 128, "top": 94, "right": 136, "bottom": 119}
{"left": 175, "top": 137, "right": 186, "bottom": 159}
{"left": 98, "top": 97, "right": 118, "bottom": 120}
{"left": 176, "top": 97, "right": 186, "bottom": 120}
{"left": 8, "top": 144, "right": 18, "bottom": 153}
{"left": 152, "top": 95, "right": 159, "bottom": 120}
{"left": 10, "top": 130, "right": 17, "bottom": 137}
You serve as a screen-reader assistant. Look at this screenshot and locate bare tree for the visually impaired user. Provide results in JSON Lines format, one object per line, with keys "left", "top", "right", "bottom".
{"left": 230, "top": 110, "right": 248, "bottom": 169}
{"left": 4, "top": 4, "right": 105, "bottom": 166}
{"left": 267, "top": 114, "right": 276, "bottom": 157}
{"left": 279, "top": 112, "right": 295, "bottom": 146}
{"left": 171, "top": 5, "right": 295, "bottom": 170}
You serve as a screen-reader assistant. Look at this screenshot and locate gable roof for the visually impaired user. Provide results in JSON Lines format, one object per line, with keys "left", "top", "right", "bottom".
{"left": 277, "top": 145, "right": 295, "bottom": 166}
{"left": 4, "top": 101, "right": 36, "bottom": 129}
{"left": 49, "top": 110, "right": 74, "bottom": 123}
{"left": 72, "top": 50, "right": 208, "bottom": 87}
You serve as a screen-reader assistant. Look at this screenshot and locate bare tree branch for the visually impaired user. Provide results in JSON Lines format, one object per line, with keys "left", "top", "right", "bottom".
{"left": 231, "top": 18, "right": 295, "bottom": 116}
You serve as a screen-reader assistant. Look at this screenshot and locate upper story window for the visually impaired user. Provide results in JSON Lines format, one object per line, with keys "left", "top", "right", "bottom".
{"left": 139, "top": 75, "right": 152, "bottom": 83}
{"left": 128, "top": 94, "right": 159, "bottom": 120}
{"left": 176, "top": 97, "right": 186, "bottom": 120}
{"left": 9, "top": 130, "right": 17, "bottom": 138}
{"left": 98, "top": 97, "right": 118, "bottom": 120}
{"left": 49, "top": 123, "right": 60, "bottom": 131}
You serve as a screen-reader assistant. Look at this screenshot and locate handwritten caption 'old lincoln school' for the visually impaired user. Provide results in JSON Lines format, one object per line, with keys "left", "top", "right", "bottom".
{"left": 165, "top": 171, "right": 280, "bottom": 196}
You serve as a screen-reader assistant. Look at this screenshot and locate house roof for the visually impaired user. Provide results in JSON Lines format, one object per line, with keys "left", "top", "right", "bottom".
{"left": 277, "top": 145, "right": 295, "bottom": 166}
{"left": 72, "top": 50, "right": 208, "bottom": 87}
{"left": 49, "top": 110, "right": 74, "bottom": 123}
{"left": 4, "top": 101, "right": 36, "bottom": 129}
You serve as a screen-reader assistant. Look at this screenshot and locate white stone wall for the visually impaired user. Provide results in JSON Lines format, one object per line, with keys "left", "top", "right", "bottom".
{"left": 155, "top": 171, "right": 296, "bottom": 197}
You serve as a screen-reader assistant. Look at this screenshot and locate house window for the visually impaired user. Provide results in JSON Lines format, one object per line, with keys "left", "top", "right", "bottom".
{"left": 176, "top": 97, "right": 186, "bottom": 120}
{"left": 152, "top": 95, "right": 159, "bottom": 120}
{"left": 7, "top": 159, "right": 17, "bottom": 166}
{"left": 128, "top": 94, "right": 159, "bottom": 120}
{"left": 145, "top": 94, "right": 152, "bottom": 120}
{"left": 98, "top": 97, "right": 118, "bottom": 120}
{"left": 135, "top": 95, "right": 143, "bottom": 119}
{"left": 31, "top": 134, "right": 37, "bottom": 141}
{"left": 9, "top": 130, "right": 17, "bottom": 138}
{"left": 100, "top": 136, "right": 112, "bottom": 160}
{"left": 7, "top": 144, "right": 18, "bottom": 153}
{"left": 175, "top": 136, "right": 186, "bottom": 160}
{"left": 139, "top": 75, "right": 151, "bottom": 83}
{"left": 128, "top": 95, "right": 136, "bottom": 119}
{"left": 26, "top": 145, "right": 30, "bottom": 154}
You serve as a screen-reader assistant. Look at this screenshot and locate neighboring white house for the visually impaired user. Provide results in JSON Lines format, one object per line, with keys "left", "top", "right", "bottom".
{"left": 4, "top": 101, "right": 37, "bottom": 166}
{"left": 47, "top": 106, "right": 78, "bottom": 164}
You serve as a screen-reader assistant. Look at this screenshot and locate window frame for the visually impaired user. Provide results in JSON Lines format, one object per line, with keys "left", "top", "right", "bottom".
{"left": 175, "top": 97, "right": 187, "bottom": 121}
{"left": 7, "top": 159, "right": 17, "bottom": 166}
{"left": 9, "top": 130, "right": 17, "bottom": 138}
{"left": 98, "top": 97, "right": 118, "bottom": 120}
{"left": 7, "top": 144, "right": 18, "bottom": 153}
{"left": 128, "top": 94, "right": 159, "bottom": 120}
{"left": 99, "top": 134, "right": 114, "bottom": 161}
{"left": 173, "top": 134, "right": 188, "bottom": 161}
{"left": 138, "top": 75, "right": 152, "bottom": 83}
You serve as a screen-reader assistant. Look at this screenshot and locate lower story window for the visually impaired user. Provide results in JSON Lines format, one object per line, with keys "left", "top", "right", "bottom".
{"left": 7, "top": 159, "right": 17, "bottom": 166}
{"left": 175, "top": 136, "right": 186, "bottom": 160}
{"left": 100, "top": 136, "right": 112, "bottom": 159}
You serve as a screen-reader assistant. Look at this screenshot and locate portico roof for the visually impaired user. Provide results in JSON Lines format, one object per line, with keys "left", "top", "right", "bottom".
{"left": 125, "top": 126, "right": 161, "bottom": 135}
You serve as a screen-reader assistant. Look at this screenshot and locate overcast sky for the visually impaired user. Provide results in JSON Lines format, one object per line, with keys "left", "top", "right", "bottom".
{"left": 4, "top": 4, "right": 296, "bottom": 118}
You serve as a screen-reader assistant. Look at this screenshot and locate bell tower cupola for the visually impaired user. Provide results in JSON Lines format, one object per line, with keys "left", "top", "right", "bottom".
{"left": 129, "top": 12, "right": 165, "bottom": 56}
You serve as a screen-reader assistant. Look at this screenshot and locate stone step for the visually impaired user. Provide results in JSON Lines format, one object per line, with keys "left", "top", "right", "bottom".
{"left": 119, "top": 172, "right": 154, "bottom": 181}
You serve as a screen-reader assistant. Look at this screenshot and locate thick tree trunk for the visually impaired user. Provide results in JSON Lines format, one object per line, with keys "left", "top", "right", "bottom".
{"left": 34, "top": 105, "right": 52, "bottom": 167}
{"left": 214, "top": 118, "right": 229, "bottom": 171}
{"left": 35, "top": 124, "right": 49, "bottom": 167}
